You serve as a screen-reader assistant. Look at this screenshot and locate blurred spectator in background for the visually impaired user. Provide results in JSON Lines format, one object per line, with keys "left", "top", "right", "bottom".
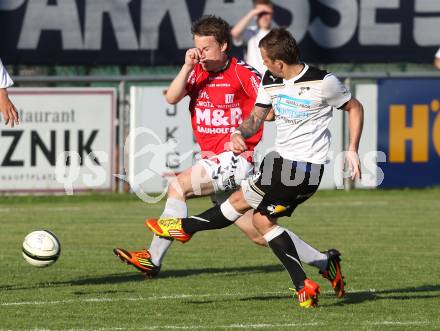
{"left": 0, "top": 58, "right": 19, "bottom": 127}
{"left": 434, "top": 48, "right": 440, "bottom": 70}
{"left": 231, "top": 0, "right": 274, "bottom": 74}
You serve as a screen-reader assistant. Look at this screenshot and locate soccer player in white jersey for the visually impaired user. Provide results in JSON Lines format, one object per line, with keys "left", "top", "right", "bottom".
{"left": 0, "top": 59, "right": 19, "bottom": 127}
{"left": 146, "top": 28, "right": 363, "bottom": 308}
{"left": 114, "top": 18, "right": 344, "bottom": 293}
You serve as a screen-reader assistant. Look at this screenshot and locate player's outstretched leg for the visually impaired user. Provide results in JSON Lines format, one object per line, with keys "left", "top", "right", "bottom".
{"left": 145, "top": 197, "right": 189, "bottom": 274}
{"left": 286, "top": 232, "right": 346, "bottom": 298}
{"left": 113, "top": 248, "right": 160, "bottom": 278}
{"left": 145, "top": 218, "right": 193, "bottom": 243}
{"left": 319, "top": 249, "right": 346, "bottom": 298}
{"left": 291, "top": 279, "right": 321, "bottom": 308}
{"left": 113, "top": 197, "right": 187, "bottom": 277}
{"left": 235, "top": 212, "right": 344, "bottom": 296}
{"left": 146, "top": 199, "right": 242, "bottom": 241}
{"left": 256, "top": 215, "right": 320, "bottom": 308}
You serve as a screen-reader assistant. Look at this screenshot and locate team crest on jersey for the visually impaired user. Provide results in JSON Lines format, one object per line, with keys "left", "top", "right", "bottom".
{"left": 251, "top": 171, "right": 261, "bottom": 182}
{"left": 225, "top": 94, "right": 234, "bottom": 104}
{"left": 267, "top": 204, "right": 288, "bottom": 216}
{"left": 298, "top": 86, "right": 311, "bottom": 96}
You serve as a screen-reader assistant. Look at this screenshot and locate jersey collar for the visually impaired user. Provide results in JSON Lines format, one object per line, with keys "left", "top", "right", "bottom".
{"left": 285, "top": 63, "right": 309, "bottom": 83}
{"left": 210, "top": 56, "right": 233, "bottom": 73}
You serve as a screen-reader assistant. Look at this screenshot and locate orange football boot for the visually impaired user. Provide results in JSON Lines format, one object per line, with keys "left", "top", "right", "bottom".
{"left": 145, "top": 218, "right": 192, "bottom": 243}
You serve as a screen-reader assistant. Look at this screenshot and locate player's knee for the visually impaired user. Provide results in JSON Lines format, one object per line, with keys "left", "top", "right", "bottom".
{"left": 227, "top": 190, "right": 249, "bottom": 213}
{"left": 249, "top": 235, "right": 267, "bottom": 247}
{"left": 167, "top": 178, "right": 190, "bottom": 199}
{"left": 252, "top": 213, "right": 276, "bottom": 236}
{"left": 251, "top": 217, "right": 264, "bottom": 234}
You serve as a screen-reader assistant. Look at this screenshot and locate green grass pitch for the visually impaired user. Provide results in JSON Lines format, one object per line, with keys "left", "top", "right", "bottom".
{"left": 1, "top": 189, "right": 439, "bottom": 330}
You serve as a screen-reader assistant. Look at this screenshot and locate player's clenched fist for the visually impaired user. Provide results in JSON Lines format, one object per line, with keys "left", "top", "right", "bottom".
{"left": 230, "top": 131, "right": 248, "bottom": 154}
{"left": 185, "top": 48, "right": 202, "bottom": 67}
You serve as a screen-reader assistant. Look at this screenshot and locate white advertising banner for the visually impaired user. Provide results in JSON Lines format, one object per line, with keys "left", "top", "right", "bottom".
{"left": 0, "top": 88, "right": 116, "bottom": 193}
{"left": 129, "top": 87, "right": 194, "bottom": 196}
{"left": 355, "top": 83, "right": 382, "bottom": 188}
{"left": 129, "top": 86, "right": 346, "bottom": 195}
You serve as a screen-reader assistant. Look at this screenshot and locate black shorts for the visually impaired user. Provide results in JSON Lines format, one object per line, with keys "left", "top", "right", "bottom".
{"left": 241, "top": 151, "right": 324, "bottom": 218}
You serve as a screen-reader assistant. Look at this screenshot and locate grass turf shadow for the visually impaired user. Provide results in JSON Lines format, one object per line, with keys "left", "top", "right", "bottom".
{"left": 183, "top": 285, "right": 440, "bottom": 306}
{"left": 0, "top": 264, "right": 283, "bottom": 291}
{"left": 330, "top": 284, "right": 440, "bottom": 306}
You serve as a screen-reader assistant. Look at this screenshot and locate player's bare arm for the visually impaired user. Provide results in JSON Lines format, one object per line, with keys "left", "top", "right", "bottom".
{"left": 231, "top": 105, "right": 271, "bottom": 153}
{"left": 239, "top": 105, "right": 271, "bottom": 138}
{"left": 264, "top": 108, "right": 275, "bottom": 121}
{"left": 341, "top": 97, "right": 364, "bottom": 180}
{"left": 0, "top": 88, "right": 19, "bottom": 128}
{"left": 165, "top": 48, "right": 202, "bottom": 104}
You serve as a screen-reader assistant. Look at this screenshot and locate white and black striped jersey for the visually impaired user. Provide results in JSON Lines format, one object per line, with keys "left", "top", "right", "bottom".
{"left": 255, "top": 63, "right": 351, "bottom": 164}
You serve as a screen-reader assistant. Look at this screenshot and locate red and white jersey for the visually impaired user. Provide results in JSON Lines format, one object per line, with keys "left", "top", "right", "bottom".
{"left": 186, "top": 57, "right": 263, "bottom": 158}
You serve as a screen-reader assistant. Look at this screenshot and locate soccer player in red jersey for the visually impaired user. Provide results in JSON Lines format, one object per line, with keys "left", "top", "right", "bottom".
{"left": 114, "top": 17, "right": 340, "bottom": 290}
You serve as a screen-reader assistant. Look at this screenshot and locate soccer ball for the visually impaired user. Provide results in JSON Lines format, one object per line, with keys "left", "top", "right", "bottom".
{"left": 22, "top": 230, "right": 61, "bottom": 267}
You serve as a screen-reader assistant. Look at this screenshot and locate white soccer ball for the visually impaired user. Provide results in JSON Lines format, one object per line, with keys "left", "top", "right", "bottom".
{"left": 22, "top": 230, "right": 61, "bottom": 267}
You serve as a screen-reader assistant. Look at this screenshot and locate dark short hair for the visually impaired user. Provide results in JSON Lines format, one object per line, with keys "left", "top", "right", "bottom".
{"left": 191, "top": 15, "right": 231, "bottom": 51}
{"left": 258, "top": 28, "right": 300, "bottom": 64}
{"left": 253, "top": 0, "right": 272, "bottom": 6}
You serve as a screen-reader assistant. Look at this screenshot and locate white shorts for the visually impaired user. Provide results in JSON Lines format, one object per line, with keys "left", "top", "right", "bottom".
{"left": 198, "top": 151, "right": 253, "bottom": 204}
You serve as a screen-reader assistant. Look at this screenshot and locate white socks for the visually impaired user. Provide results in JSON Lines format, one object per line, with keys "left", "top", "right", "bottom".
{"left": 148, "top": 198, "right": 187, "bottom": 266}
{"left": 263, "top": 225, "right": 285, "bottom": 242}
{"left": 263, "top": 226, "right": 328, "bottom": 271}
{"left": 285, "top": 230, "right": 328, "bottom": 271}
{"left": 220, "top": 199, "right": 243, "bottom": 221}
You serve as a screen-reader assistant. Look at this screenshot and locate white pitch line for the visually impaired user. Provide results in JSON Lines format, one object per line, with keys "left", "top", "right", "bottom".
{"left": 0, "top": 321, "right": 437, "bottom": 331}
{"left": 1, "top": 287, "right": 431, "bottom": 307}
{"left": 0, "top": 289, "right": 362, "bottom": 307}
{"left": 117, "top": 321, "right": 436, "bottom": 329}
{"left": 5, "top": 283, "right": 440, "bottom": 309}
{"left": 102, "top": 323, "right": 322, "bottom": 330}
{"left": 1, "top": 292, "right": 260, "bottom": 306}
{"left": 368, "top": 321, "right": 435, "bottom": 326}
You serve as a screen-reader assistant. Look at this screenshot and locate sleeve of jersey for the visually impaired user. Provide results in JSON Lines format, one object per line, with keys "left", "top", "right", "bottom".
{"left": 238, "top": 65, "right": 262, "bottom": 103}
{"left": 0, "top": 59, "right": 13, "bottom": 88}
{"left": 255, "top": 81, "right": 272, "bottom": 109}
{"left": 322, "top": 73, "right": 351, "bottom": 109}
{"left": 185, "top": 67, "right": 197, "bottom": 97}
